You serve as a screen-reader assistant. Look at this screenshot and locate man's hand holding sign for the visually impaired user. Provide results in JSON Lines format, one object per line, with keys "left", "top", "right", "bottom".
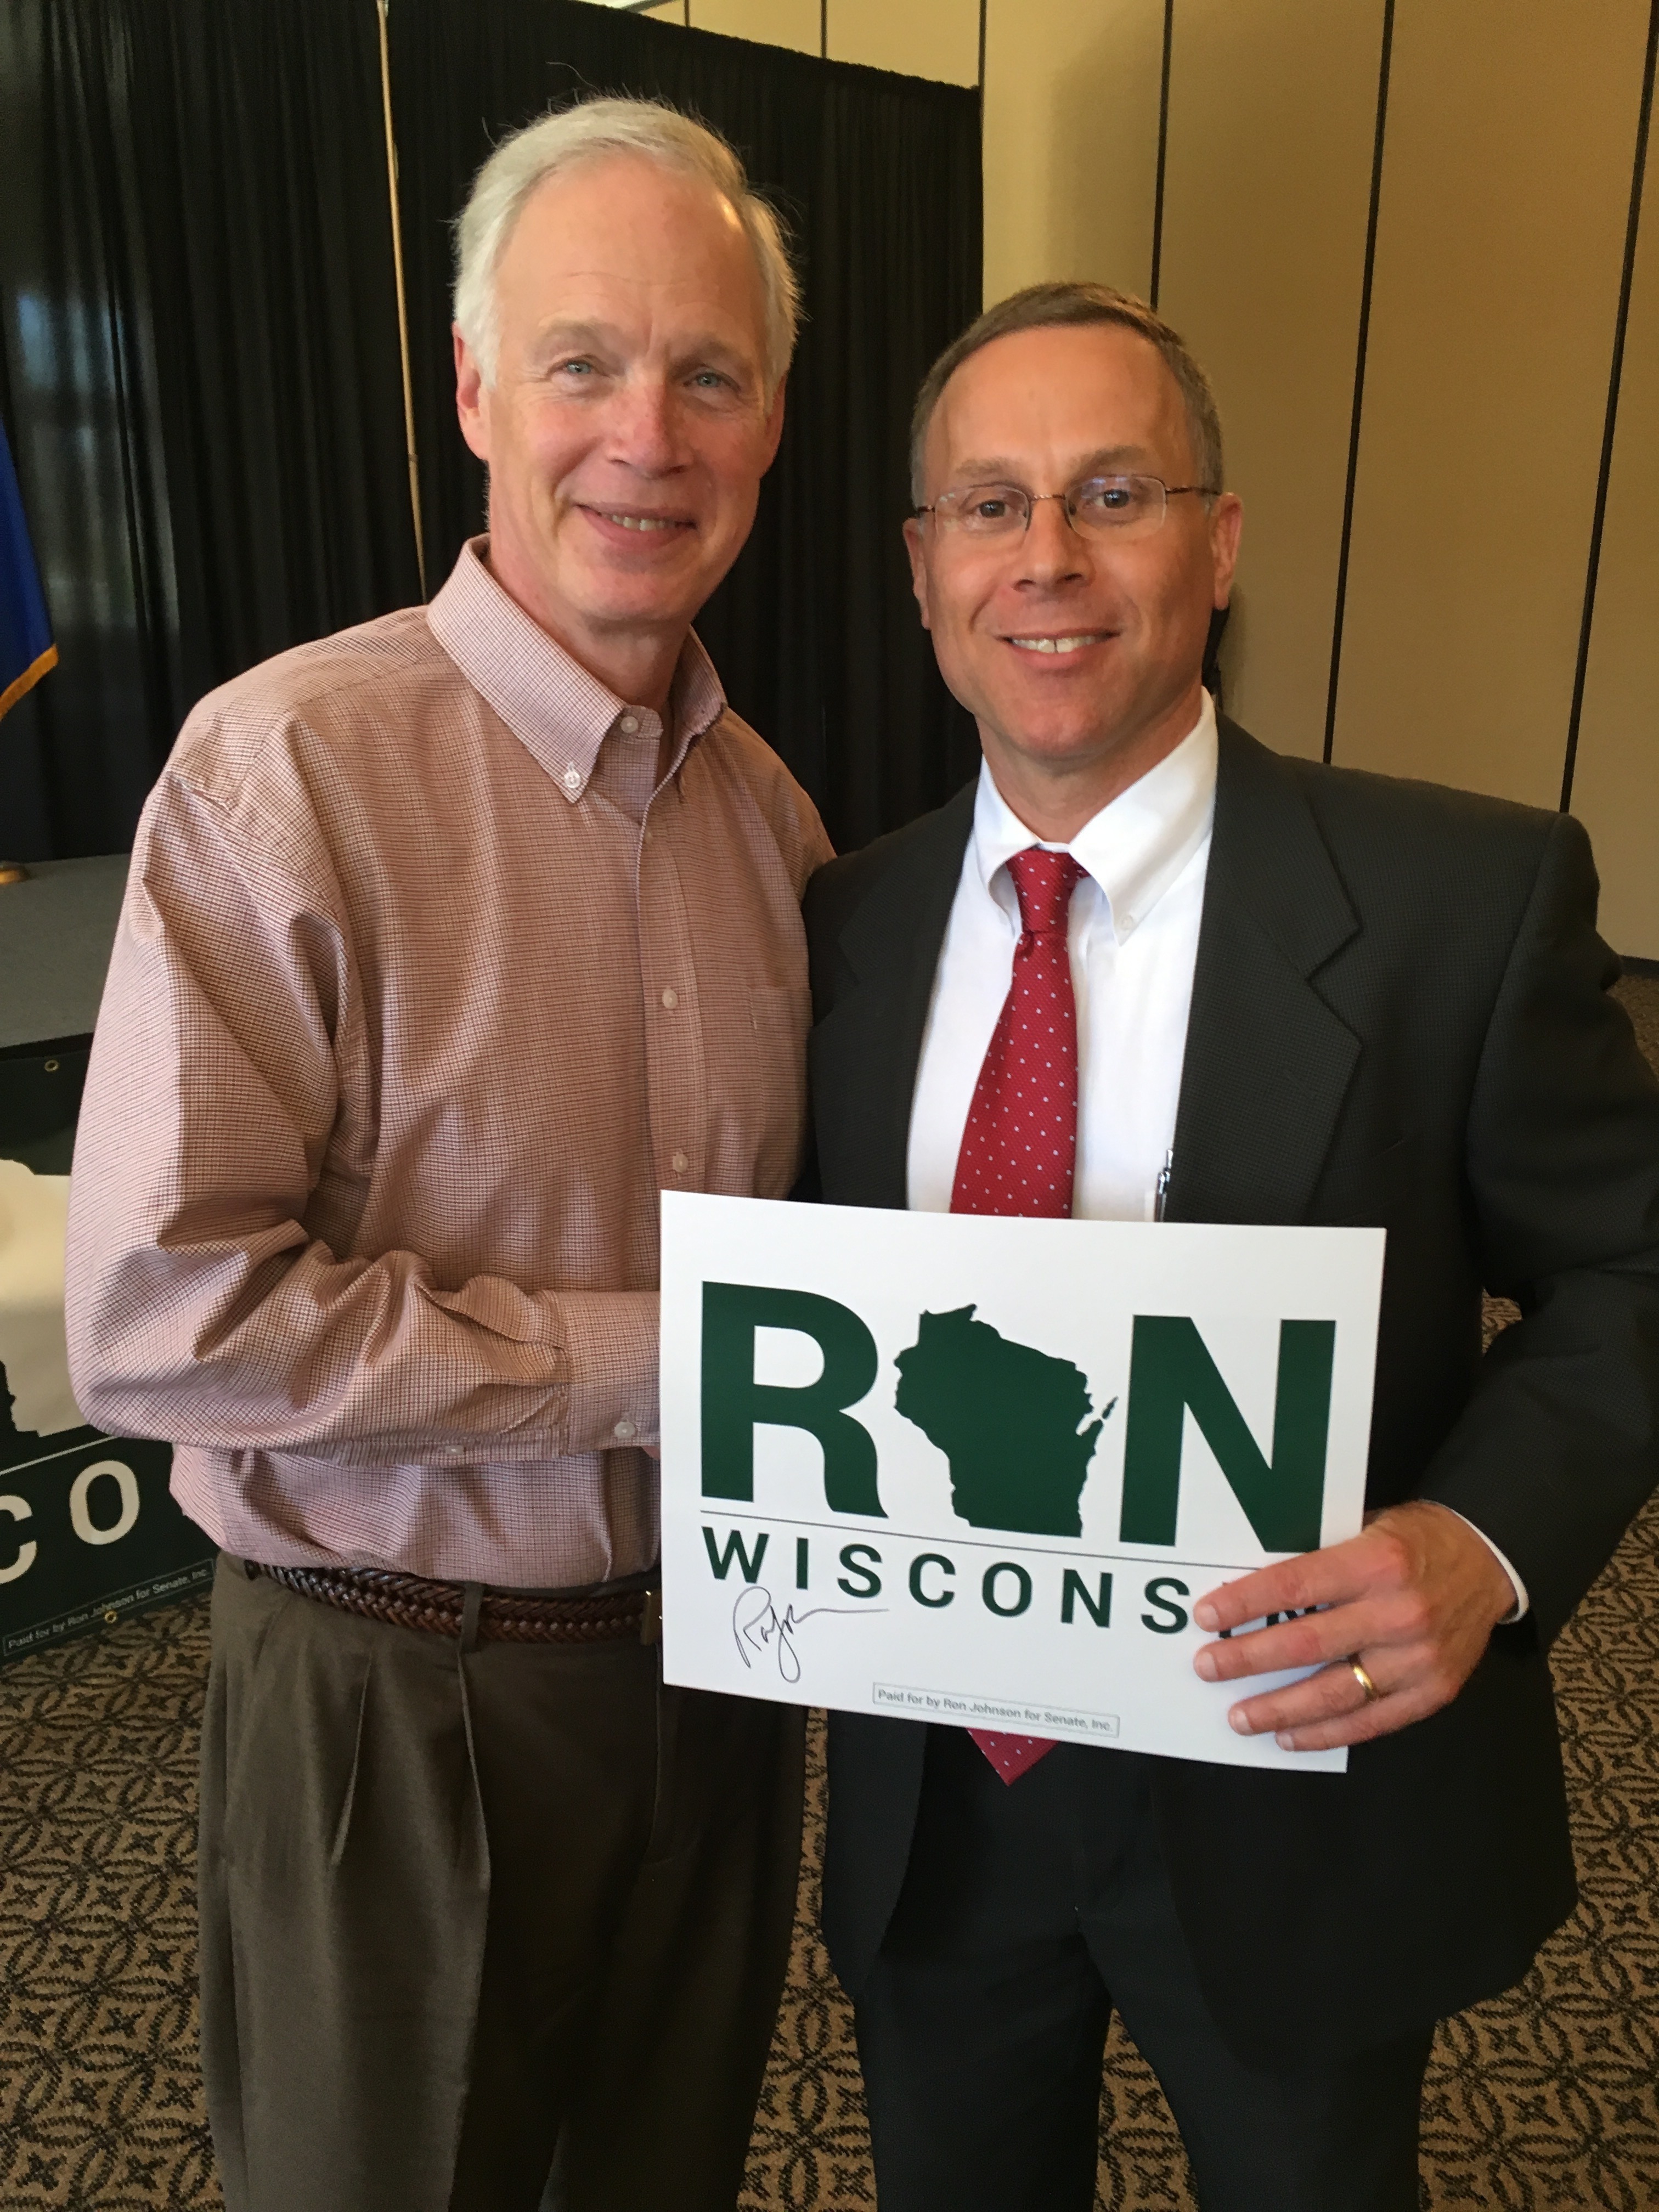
{"left": 1194, "top": 1498, "right": 1520, "bottom": 1752}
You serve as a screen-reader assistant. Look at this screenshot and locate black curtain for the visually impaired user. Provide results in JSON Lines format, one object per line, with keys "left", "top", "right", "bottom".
{"left": 0, "top": 0, "right": 181, "bottom": 859}
{"left": 0, "top": 0, "right": 421, "bottom": 861}
{"left": 2, "top": 0, "right": 981, "bottom": 860}
{"left": 388, "top": 0, "right": 983, "bottom": 849}
{"left": 126, "top": 0, "right": 422, "bottom": 709}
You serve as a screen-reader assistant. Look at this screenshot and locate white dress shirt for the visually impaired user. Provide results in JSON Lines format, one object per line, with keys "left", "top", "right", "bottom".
{"left": 909, "top": 694, "right": 1216, "bottom": 1223}
{"left": 905, "top": 692, "right": 1527, "bottom": 1617}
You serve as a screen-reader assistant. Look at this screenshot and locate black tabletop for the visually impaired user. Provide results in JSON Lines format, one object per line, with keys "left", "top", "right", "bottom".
{"left": 0, "top": 856, "right": 129, "bottom": 1052}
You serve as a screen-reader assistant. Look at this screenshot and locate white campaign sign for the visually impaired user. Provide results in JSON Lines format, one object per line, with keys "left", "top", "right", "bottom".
{"left": 660, "top": 1195, "right": 1385, "bottom": 1773}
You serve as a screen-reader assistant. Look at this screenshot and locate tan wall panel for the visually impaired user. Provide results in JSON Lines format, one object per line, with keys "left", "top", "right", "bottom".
{"left": 1570, "top": 144, "right": 1659, "bottom": 960}
{"left": 1330, "top": 0, "right": 1650, "bottom": 807}
{"left": 1158, "top": 0, "right": 1384, "bottom": 760}
{"left": 827, "top": 0, "right": 978, "bottom": 84}
{"left": 639, "top": 4, "right": 685, "bottom": 20}
{"left": 690, "top": 0, "right": 820, "bottom": 52}
{"left": 981, "top": 0, "right": 1164, "bottom": 306}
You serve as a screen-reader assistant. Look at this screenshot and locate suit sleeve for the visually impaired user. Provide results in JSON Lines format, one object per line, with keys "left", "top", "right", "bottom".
{"left": 1419, "top": 810, "right": 1659, "bottom": 1641}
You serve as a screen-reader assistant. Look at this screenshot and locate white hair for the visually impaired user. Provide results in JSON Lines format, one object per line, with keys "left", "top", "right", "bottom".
{"left": 453, "top": 95, "right": 800, "bottom": 392}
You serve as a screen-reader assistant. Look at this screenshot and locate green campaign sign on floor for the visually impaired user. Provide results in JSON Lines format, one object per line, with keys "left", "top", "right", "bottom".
{"left": 0, "top": 1160, "right": 217, "bottom": 1663}
{"left": 660, "top": 1195, "right": 1385, "bottom": 1772}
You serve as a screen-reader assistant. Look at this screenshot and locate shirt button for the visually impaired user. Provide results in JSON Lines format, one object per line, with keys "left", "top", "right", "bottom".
{"left": 660, "top": 986, "right": 679, "bottom": 1009}
{"left": 613, "top": 1419, "right": 637, "bottom": 1441}
{"left": 619, "top": 714, "right": 639, "bottom": 735}
{"left": 670, "top": 1150, "right": 689, "bottom": 1173}
{"left": 562, "top": 766, "right": 582, "bottom": 793}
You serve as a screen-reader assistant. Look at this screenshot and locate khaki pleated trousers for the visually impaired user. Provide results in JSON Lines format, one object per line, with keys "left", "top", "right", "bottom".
{"left": 198, "top": 1554, "right": 803, "bottom": 2212}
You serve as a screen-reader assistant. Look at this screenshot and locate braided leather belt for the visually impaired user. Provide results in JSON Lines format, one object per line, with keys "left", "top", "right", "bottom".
{"left": 255, "top": 1562, "right": 659, "bottom": 1645}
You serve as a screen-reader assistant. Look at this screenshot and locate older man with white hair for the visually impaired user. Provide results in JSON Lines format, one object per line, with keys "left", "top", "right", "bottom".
{"left": 65, "top": 98, "right": 830, "bottom": 2212}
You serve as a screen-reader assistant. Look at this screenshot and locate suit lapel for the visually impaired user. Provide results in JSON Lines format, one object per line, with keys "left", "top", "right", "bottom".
{"left": 1167, "top": 723, "right": 1363, "bottom": 1226}
{"left": 811, "top": 783, "right": 977, "bottom": 1209}
{"left": 815, "top": 728, "right": 1362, "bottom": 1226}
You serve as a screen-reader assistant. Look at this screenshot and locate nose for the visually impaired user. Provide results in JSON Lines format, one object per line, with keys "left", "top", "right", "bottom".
{"left": 605, "top": 371, "right": 689, "bottom": 478}
{"left": 1013, "top": 494, "right": 1090, "bottom": 590}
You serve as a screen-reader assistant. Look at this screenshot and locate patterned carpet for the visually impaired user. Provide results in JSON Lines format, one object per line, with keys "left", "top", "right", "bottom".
{"left": 3, "top": 976, "right": 1657, "bottom": 2211}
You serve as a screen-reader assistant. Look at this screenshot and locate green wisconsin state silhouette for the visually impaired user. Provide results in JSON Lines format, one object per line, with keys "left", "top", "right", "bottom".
{"left": 894, "top": 1306, "right": 1110, "bottom": 1538}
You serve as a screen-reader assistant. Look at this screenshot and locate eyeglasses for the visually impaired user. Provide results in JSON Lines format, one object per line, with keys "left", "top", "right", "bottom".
{"left": 915, "top": 473, "right": 1218, "bottom": 541}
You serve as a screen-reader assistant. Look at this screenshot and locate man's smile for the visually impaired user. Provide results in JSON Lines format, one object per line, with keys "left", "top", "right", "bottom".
{"left": 1002, "top": 630, "right": 1114, "bottom": 655}
{"left": 579, "top": 504, "right": 697, "bottom": 536}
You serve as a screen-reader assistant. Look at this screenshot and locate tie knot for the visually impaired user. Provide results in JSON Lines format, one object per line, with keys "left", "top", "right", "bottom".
{"left": 1006, "top": 848, "right": 1084, "bottom": 938}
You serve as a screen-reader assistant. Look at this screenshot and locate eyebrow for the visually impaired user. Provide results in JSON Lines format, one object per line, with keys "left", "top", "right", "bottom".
{"left": 524, "top": 319, "right": 759, "bottom": 380}
{"left": 524, "top": 319, "right": 619, "bottom": 365}
{"left": 946, "top": 444, "right": 1158, "bottom": 482}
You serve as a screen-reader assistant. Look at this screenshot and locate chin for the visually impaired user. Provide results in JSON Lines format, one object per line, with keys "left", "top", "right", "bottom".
{"left": 1017, "top": 730, "right": 1118, "bottom": 769}
{"left": 571, "top": 568, "right": 702, "bottom": 626}
{"left": 988, "top": 695, "right": 1119, "bottom": 761}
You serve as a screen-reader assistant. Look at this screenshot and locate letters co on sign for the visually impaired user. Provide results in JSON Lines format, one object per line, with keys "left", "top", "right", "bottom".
{"left": 0, "top": 1426, "right": 215, "bottom": 1663}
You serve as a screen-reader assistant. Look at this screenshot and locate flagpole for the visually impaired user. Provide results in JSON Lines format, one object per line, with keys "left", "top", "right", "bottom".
{"left": 377, "top": 0, "right": 426, "bottom": 601}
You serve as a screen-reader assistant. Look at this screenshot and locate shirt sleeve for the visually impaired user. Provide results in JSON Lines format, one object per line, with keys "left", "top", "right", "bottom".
{"left": 65, "top": 771, "right": 659, "bottom": 1463}
{"left": 1444, "top": 1509, "right": 1528, "bottom": 1621}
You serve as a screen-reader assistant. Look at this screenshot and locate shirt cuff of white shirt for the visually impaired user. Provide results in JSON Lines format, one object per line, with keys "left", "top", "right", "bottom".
{"left": 1446, "top": 1509, "right": 1529, "bottom": 1622}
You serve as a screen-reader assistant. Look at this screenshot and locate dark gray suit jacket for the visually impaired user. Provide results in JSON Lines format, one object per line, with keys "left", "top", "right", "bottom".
{"left": 802, "top": 717, "right": 1659, "bottom": 2062}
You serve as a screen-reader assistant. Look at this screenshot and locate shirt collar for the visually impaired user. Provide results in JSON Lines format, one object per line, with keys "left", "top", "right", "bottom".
{"left": 426, "top": 537, "right": 727, "bottom": 803}
{"left": 972, "top": 690, "right": 1218, "bottom": 943}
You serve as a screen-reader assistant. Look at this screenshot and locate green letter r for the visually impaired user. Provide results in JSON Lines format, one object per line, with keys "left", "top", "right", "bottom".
{"left": 700, "top": 1282, "right": 884, "bottom": 1517}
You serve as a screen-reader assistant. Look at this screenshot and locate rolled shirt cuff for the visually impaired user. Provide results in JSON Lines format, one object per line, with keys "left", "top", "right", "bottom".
{"left": 551, "top": 1289, "right": 661, "bottom": 1454}
{"left": 1444, "top": 1508, "right": 1529, "bottom": 1622}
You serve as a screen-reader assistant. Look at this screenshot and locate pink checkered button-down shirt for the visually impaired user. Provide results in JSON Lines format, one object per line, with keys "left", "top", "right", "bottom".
{"left": 65, "top": 540, "right": 832, "bottom": 1588}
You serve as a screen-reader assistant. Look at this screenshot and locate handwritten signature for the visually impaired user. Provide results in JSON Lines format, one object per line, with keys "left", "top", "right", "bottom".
{"left": 731, "top": 1585, "right": 885, "bottom": 1684}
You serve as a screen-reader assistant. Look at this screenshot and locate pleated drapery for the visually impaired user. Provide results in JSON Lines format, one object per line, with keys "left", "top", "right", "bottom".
{"left": 0, "top": 0, "right": 983, "bottom": 861}
{"left": 0, "top": 0, "right": 182, "bottom": 856}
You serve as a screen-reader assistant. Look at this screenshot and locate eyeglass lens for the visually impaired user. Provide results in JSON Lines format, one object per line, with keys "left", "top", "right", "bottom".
{"left": 940, "top": 475, "right": 1170, "bottom": 538}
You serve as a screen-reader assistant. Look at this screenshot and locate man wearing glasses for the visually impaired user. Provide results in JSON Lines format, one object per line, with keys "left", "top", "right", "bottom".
{"left": 802, "top": 283, "right": 1659, "bottom": 2210}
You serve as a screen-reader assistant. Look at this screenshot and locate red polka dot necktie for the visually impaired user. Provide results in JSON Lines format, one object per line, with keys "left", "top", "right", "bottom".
{"left": 951, "top": 847, "right": 1086, "bottom": 1784}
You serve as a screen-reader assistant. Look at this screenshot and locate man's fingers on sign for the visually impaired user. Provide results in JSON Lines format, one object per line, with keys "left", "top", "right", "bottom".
{"left": 1190, "top": 1500, "right": 1517, "bottom": 1753}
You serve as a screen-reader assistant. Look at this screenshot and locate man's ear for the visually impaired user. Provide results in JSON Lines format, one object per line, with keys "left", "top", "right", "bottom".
{"left": 1209, "top": 492, "right": 1244, "bottom": 609}
{"left": 902, "top": 516, "right": 933, "bottom": 633}
{"left": 761, "top": 375, "right": 787, "bottom": 470}
{"left": 454, "top": 326, "right": 491, "bottom": 465}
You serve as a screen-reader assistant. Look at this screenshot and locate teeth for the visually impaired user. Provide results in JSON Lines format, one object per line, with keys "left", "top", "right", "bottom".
{"left": 1008, "top": 634, "right": 1104, "bottom": 654}
{"left": 603, "top": 512, "right": 678, "bottom": 532}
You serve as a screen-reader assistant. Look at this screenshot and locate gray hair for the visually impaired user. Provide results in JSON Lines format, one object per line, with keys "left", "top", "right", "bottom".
{"left": 454, "top": 95, "right": 801, "bottom": 392}
{"left": 910, "top": 281, "right": 1224, "bottom": 504}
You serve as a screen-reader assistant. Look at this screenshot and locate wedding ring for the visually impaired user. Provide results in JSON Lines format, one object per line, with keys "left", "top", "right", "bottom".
{"left": 1347, "top": 1655, "right": 1381, "bottom": 1703}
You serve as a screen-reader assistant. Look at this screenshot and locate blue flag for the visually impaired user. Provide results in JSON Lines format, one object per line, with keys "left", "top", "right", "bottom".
{"left": 0, "top": 418, "right": 56, "bottom": 723}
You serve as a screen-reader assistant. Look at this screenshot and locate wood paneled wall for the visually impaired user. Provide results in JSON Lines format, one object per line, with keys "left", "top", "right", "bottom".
{"left": 611, "top": 0, "right": 1659, "bottom": 956}
{"left": 1568, "top": 81, "right": 1659, "bottom": 960}
{"left": 682, "top": 0, "right": 819, "bottom": 50}
{"left": 981, "top": 1, "right": 1163, "bottom": 309}
{"left": 1157, "top": 1, "right": 1384, "bottom": 763}
{"left": 1330, "top": 2, "right": 1651, "bottom": 815}
{"left": 827, "top": 0, "right": 977, "bottom": 84}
